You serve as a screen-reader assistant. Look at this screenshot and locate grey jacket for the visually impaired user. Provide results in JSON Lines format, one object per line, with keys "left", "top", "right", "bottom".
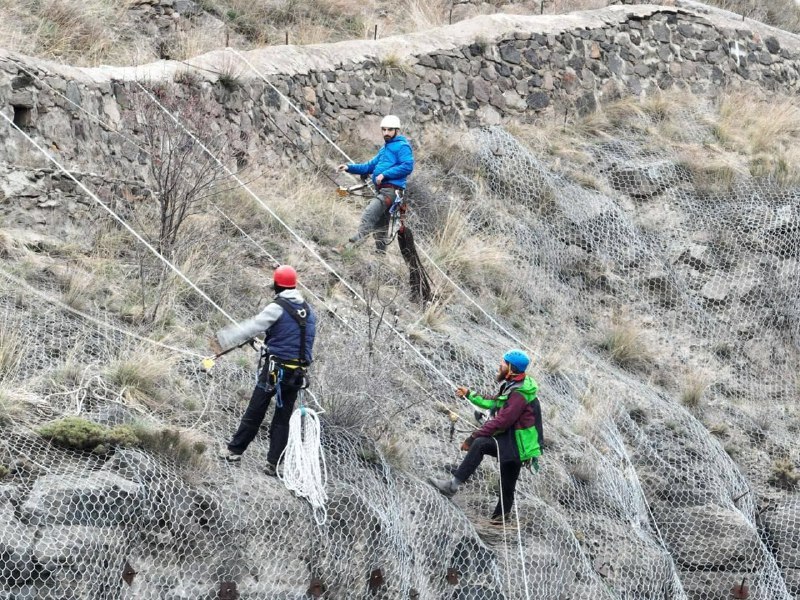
{"left": 216, "top": 289, "right": 307, "bottom": 350}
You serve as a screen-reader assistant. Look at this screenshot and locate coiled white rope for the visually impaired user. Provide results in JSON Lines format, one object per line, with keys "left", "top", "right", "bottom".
{"left": 278, "top": 392, "right": 328, "bottom": 524}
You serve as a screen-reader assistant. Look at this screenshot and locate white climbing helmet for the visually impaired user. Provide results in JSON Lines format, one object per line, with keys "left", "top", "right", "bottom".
{"left": 380, "top": 115, "right": 402, "bottom": 129}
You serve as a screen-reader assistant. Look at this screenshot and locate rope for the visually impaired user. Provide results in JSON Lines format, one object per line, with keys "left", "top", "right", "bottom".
{"left": 7, "top": 60, "right": 348, "bottom": 336}
{"left": 491, "top": 437, "right": 532, "bottom": 600}
{"left": 136, "top": 82, "right": 460, "bottom": 391}
{"left": 5, "top": 60, "right": 473, "bottom": 431}
{"left": 278, "top": 391, "right": 328, "bottom": 524}
{"left": 225, "top": 48, "right": 355, "bottom": 163}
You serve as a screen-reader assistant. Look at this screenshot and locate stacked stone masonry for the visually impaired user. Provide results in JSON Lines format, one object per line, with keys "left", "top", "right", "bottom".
{"left": 1, "top": 6, "right": 799, "bottom": 187}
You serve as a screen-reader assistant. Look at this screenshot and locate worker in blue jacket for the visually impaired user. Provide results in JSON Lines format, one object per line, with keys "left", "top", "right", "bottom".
{"left": 337, "top": 115, "right": 414, "bottom": 253}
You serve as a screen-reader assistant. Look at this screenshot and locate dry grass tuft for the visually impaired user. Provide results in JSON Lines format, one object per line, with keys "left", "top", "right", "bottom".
{"left": 214, "top": 0, "right": 366, "bottom": 45}
{"left": 377, "top": 53, "right": 411, "bottom": 76}
{"left": 265, "top": 172, "right": 354, "bottom": 248}
{"left": 0, "top": 384, "right": 27, "bottom": 427}
{"left": 768, "top": 457, "right": 799, "bottom": 490}
{"left": 106, "top": 348, "right": 175, "bottom": 407}
{"left": 542, "top": 347, "right": 569, "bottom": 376}
{"left": 713, "top": 94, "right": 800, "bottom": 185}
{"left": 428, "top": 198, "right": 508, "bottom": 286}
{"left": 0, "top": 327, "right": 25, "bottom": 381}
{"left": 492, "top": 282, "right": 524, "bottom": 320}
{"left": 132, "top": 424, "right": 208, "bottom": 468}
{"left": 404, "top": 0, "right": 451, "bottom": 29}
{"left": 599, "top": 318, "right": 653, "bottom": 372}
{"left": 681, "top": 372, "right": 711, "bottom": 409}
{"left": 7, "top": 0, "right": 126, "bottom": 65}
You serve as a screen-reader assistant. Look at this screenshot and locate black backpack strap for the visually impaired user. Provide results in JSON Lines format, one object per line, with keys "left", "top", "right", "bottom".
{"left": 273, "top": 296, "right": 309, "bottom": 366}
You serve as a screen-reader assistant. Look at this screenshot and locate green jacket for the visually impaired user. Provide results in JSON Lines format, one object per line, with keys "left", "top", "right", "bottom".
{"left": 468, "top": 375, "right": 542, "bottom": 462}
{"left": 466, "top": 375, "right": 538, "bottom": 414}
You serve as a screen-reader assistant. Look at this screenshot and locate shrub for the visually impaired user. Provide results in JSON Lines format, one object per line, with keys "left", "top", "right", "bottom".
{"left": 132, "top": 425, "right": 207, "bottom": 468}
{"left": 768, "top": 458, "right": 799, "bottom": 491}
{"left": 37, "top": 417, "right": 207, "bottom": 466}
{"left": 37, "top": 417, "right": 137, "bottom": 454}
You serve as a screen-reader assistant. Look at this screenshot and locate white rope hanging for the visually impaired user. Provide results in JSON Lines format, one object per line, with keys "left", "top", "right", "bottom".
{"left": 278, "top": 393, "right": 328, "bottom": 524}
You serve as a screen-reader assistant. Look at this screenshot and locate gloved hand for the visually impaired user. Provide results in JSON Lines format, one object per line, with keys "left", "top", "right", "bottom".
{"left": 455, "top": 386, "right": 470, "bottom": 398}
{"left": 460, "top": 435, "right": 475, "bottom": 452}
{"left": 208, "top": 337, "right": 223, "bottom": 356}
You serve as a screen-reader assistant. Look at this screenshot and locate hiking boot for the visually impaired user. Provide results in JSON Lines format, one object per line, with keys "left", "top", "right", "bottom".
{"left": 428, "top": 477, "right": 459, "bottom": 498}
{"left": 219, "top": 447, "right": 242, "bottom": 462}
{"left": 264, "top": 462, "right": 278, "bottom": 477}
{"left": 489, "top": 512, "right": 513, "bottom": 526}
{"left": 332, "top": 241, "right": 354, "bottom": 255}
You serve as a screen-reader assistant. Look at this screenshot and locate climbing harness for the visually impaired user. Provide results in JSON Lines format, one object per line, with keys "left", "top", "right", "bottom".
{"left": 255, "top": 296, "right": 311, "bottom": 407}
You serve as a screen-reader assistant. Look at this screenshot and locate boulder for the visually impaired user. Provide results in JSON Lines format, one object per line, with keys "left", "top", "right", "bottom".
{"left": 606, "top": 160, "right": 681, "bottom": 199}
{"left": 700, "top": 277, "right": 731, "bottom": 304}
{"left": 655, "top": 505, "right": 763, "bottom": 570}
{"left": 20, "top": 471, "right": 140, "bottom": 527}
{"left": 678, "top": 244, "right": 712, "bottom": 271}
{"left": 761, "top": 500, "right": 800, "bottom": 572}
{"left": 0, "top": 501, "right": 39, "bottom": 586}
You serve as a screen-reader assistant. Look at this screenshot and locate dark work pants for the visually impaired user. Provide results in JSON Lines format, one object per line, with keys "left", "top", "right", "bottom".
{"left": 453, "top": 436, "right": 523, "bottom": 518}
{"left": 228, "top": 365, "right": 299, "bottom": 465}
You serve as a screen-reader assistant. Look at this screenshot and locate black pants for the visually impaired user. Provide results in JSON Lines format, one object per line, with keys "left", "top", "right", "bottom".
{"left": 228, "top": 363, "right": 300, "bottom": 465}
{"left": 453, "top": 436, "right": 522, "bottom": 518}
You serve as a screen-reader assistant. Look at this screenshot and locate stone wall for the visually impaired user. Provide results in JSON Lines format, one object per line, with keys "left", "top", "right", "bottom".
{"left": 1, "top": 4, "right": 799, "bottom": 179}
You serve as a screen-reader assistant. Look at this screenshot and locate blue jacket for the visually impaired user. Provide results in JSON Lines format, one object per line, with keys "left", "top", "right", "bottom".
{"left": 346, "top": 135, "right": 414, "bottom": 189}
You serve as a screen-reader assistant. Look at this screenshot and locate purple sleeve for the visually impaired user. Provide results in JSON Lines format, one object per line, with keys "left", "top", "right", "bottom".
{"left": 473, "top": 391, "right": 526, "bottom": 438}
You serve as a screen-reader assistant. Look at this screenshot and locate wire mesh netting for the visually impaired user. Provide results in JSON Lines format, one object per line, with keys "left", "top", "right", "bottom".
{"left": 1, "top": 71, "right": 799, "bottom": 600}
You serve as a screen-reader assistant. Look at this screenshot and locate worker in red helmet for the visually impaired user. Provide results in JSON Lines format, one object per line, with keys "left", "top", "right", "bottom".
{"left": 213, "top": 265, "right": 317, "bottom": 476}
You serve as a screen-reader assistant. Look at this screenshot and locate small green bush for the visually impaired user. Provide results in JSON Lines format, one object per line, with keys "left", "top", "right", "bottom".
{"left": 37, "top": 417, "right": 137, "bottom": 454}
{"left": 37, "top": 417, "right": 206, "bottom": 466}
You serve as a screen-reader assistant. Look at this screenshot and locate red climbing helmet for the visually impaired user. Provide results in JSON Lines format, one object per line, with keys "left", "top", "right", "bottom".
{"left": 273, "top": 265, "right": 297, "bottom": 288}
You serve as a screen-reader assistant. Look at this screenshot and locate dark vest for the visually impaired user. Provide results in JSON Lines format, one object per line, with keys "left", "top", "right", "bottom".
{"left": 265, "top": 298, "right": 316, "bottom": 363}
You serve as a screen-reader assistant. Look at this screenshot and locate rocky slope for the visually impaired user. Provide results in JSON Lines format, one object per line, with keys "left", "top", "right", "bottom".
{"left": 0, "top": 4, "right": 798, "bottom": 600}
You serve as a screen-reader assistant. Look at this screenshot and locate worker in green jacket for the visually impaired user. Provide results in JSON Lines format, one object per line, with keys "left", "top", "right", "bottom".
{"left": 430, "top": 350, "right": 543, "bottom": 523}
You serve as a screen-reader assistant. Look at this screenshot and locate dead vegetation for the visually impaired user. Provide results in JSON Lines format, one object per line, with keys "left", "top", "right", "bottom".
{"left": 598, "top": 317, "right": 653, "bottom": 373}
